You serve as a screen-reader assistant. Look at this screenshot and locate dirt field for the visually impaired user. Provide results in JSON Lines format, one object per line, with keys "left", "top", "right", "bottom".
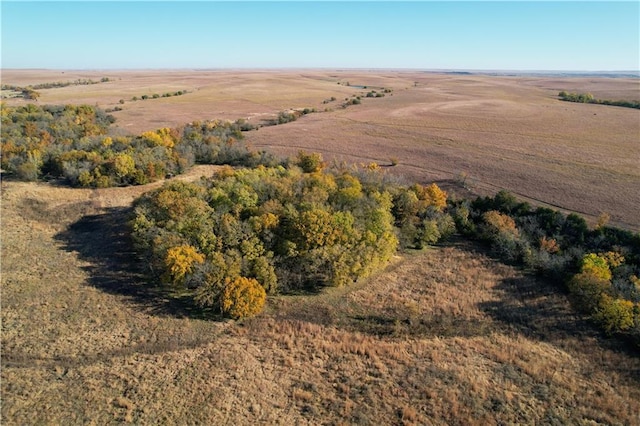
{"left": 2, "top": 69, "right": 638, "bottom": 228}
{"left": 2, "top": 175, "right": 639, "bottom": 424}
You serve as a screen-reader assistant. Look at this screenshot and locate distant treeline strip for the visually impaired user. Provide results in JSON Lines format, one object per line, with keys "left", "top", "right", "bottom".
{"left": 2, "top": 78, "right": 110, "bottom": 92}
{"left": 131, "top": 91, "right": 188, "bottom": 101}
{"left": 1, "top": 78, "right": 112, "bottom": 101}
{"left": 558, "top": 91, "right": 640, "bottom": 109}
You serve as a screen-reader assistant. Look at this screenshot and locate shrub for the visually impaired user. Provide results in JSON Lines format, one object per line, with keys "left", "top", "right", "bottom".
{"left": 594, "top": 295, "right": 635, "bottom": 334}
{"left": 296, "top": 151, "right": 324, "bottom": 173}
{"left": 277, "top": 111, "right": 297, "bottom": 124}
{"left": 220, "top": 277, "right": 266, "bottom": 319}
{"left": 567, "top": 271, "right": 611, "bottom": 313}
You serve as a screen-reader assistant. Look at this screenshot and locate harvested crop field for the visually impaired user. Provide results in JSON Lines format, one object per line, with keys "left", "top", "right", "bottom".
{"left": 3, "top": 69, "right": 638, "bottom": 229}
{"left": 2, "top": 176, "right": 639, "bottom": 424}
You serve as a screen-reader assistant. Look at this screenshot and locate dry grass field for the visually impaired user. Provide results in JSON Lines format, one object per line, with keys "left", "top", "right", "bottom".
{"left": 2, "top": 70, "right": 640, "bottom": 424}
{"left": 2, "top": 69, "right": 638, "bottom": 228}
{"left": 2, "top": 174, "right": 639, "bottom": 425}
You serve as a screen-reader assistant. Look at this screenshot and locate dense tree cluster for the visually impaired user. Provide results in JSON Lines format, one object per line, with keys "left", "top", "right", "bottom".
{"left": 0, "top": 103, "right": 277, "bottom": 186}
{"left": 130, "top": 155, "right": 453, "bottom": 318}
{"left": 1, "top": 78, "right": 111, "bottom": 100}
{"left": 558, "top": 91, "right": 640, "bottom": 109}
{"left": 456, "top": 191, "right": 640, "bottom": 342}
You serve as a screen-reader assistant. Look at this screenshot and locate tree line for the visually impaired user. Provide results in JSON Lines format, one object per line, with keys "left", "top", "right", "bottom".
{"left": 558, "top": 91, "right": 640, "bottom": 109}
{"left": 453, "top": 191, "right": 640, "bottom": 344}
{"left": 1, "top": 103, "right": 277, "bottom": 186}
{"left": 3, "top": 101, "right": 638, "bottom": 345}
{"left": 1, "top": 78, "right": 111, "bottom": 101}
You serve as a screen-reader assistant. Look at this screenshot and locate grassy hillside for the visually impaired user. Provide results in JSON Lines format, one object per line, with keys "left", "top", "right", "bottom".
{"left": 2, "top": 177, "right": 639, "bottom": 424}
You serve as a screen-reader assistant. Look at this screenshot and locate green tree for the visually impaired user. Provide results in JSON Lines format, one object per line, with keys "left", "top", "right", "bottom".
{"left": 296, "top": 151, "right": 325, "bottom": 173}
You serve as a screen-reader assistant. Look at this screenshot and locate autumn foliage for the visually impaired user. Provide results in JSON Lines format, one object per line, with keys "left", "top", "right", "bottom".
{"left": 0, "top": 103, "right": 279, "bottom": 186}
{"left": 221, "top": 277, "right": 267, "bottom": 319}
{"left": 461, "top": 190, "right": 640, "bottom": 343}
{"left": 131, "top": 161, "right": 453, "bottom": 318}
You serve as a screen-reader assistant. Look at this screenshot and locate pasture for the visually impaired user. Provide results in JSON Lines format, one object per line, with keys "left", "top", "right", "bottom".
{"left": 2, "top": 69, "right": 639, "bottom": 424}
{"left": 3, "top": 69, "right": 638, "bottom": 228}
{"left": 2, "top": 175, "right": 639, "bottom": 424}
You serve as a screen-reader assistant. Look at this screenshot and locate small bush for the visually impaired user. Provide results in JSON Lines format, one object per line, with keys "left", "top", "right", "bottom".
{"left": 567, "top": 271, "right": 611, "bottom": 313}
{"left": 16, "top": 160, "right": 40, "bottom": 181}
{"left": 221, "top": 277, "right": 266, "bottom": 319}
{"left": 277, "top": 111, "right": 297, "bottom": 124}
{"left": 296, "top": 151, "right": 324, "bottom": 173}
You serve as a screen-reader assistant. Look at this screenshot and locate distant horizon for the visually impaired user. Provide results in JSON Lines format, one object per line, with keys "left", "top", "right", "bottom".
{"left": 3, "top": 67, "right": 639, "bottom": 77}
{"left": 2, "top": 2, "right": 638, "bottom": 71}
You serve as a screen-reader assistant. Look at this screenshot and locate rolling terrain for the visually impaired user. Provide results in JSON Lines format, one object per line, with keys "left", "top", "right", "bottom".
{"left": 2, "top": 174, "right": 639, "bottom": 424}
{"left": 2, "top": 69, "right": 638, "bottom": 229}
{"left": 2, "top": 70, "right": 640, "bottom": 424}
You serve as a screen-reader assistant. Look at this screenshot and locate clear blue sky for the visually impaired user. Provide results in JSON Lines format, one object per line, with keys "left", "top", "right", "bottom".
{"left": 2, "top": 1, "right": 639, "bottom": 71}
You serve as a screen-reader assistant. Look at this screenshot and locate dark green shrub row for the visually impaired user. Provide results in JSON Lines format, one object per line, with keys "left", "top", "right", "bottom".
{"left": 132, "top": 90, "right": 187, "bottom": 101}
{"left": 456, "top": 190, "right": 640, "bottom": 343}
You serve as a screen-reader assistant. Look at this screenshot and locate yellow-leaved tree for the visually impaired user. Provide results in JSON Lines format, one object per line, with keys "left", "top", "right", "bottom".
{"left": 482, "top": 210, "right": 519, "bottom": 239}
{"left": 580, "top": 253, "right": 613, "bottom": 281}
{"left": 221, "top": 277, "right": 266, "bottom": 319}
{"left": 164, "top": 245, "right": 205, "bottom": 286}
{"left": 412, "top": 183, "right": 447, "bottom": 211}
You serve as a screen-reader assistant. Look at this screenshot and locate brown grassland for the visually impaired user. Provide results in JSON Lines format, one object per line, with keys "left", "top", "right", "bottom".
{"left": 2, "top": 69, "right": 639, "bottom": 228}
{"left": 2, "top": 70, "right": 640, "bottom": 424}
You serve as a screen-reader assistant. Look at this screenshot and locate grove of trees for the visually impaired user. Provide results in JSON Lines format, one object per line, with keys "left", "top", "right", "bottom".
{"left": 3, "top": 101, "right": 638, "bottom": 346}
{"left": 455, "top": 191, "right": 640, "bottom": 343}
{"left": 0, "top": 103, "right": 276, "bottom": 186}
{"left": 130, "top": 153, "right": 454, "bottom": 317}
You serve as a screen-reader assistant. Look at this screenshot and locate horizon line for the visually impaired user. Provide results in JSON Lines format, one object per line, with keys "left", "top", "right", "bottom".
{"left": 2, "top": 67, "right": 639, "bottom": 74}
